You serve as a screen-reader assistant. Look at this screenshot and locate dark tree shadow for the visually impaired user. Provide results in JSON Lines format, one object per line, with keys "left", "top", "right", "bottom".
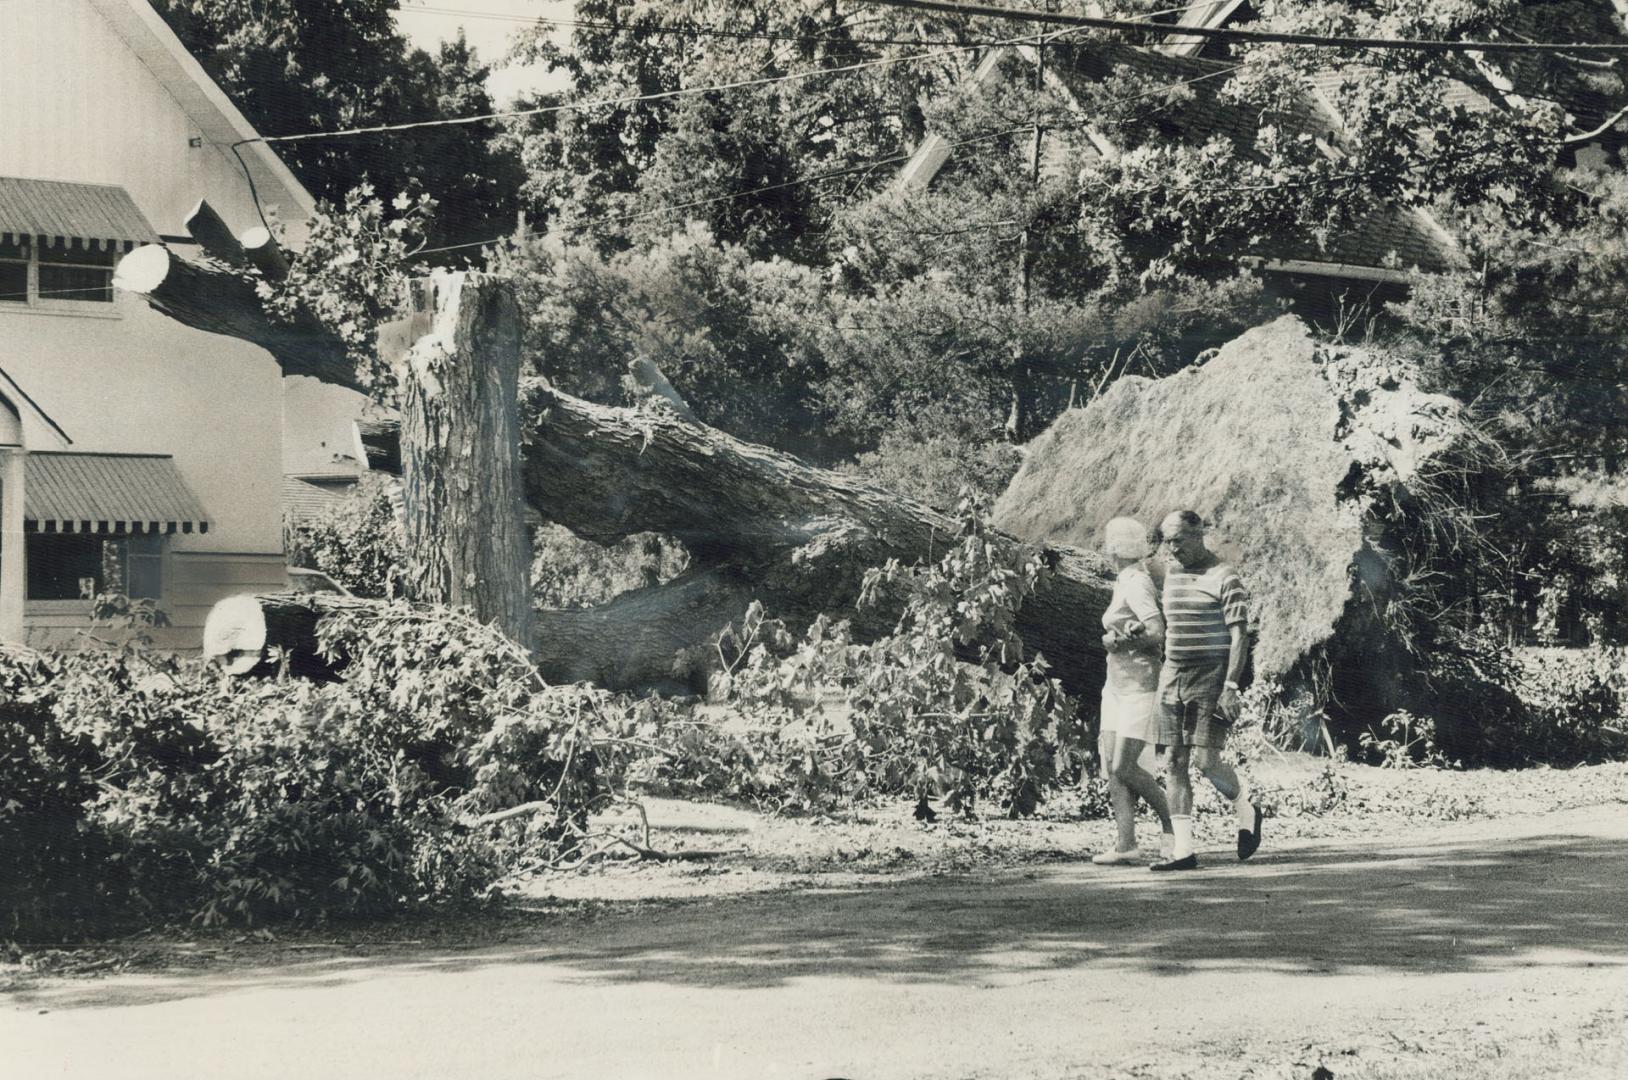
{"left": 16, "top": 831, "right": 1628, "bottom": 1011}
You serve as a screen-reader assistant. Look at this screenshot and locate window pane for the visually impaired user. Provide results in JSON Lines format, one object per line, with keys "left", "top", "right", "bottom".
{"left": 127, "top": 532, "right": 163, "bottom": 599}
{"left": 26, "top": 533, "right": 106, "bottom": 600}
{"left": 0, "top": 261, "right": 26, "bottom": 303}
{"left": 38, "top": 263, "right": 112, "bottom": 302}
{"left": 37, "top": 243, "right": 116, "bottom": 267}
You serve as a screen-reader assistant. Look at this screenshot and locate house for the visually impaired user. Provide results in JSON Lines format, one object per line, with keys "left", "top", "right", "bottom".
{"left": 0, "top": 0, "right": 330, "bottom": 649}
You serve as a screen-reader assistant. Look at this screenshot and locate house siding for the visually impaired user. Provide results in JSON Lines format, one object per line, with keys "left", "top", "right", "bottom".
{"left": 0, "top": 0, "right": 293, "bottom": 241}
{"left": 0, "top": 0, "right": 303, "bottom": 645}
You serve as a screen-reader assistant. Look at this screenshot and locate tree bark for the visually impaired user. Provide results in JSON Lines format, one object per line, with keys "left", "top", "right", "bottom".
{"left": 515, "top": 384, "right": 1115, "bottom": 696}
{"left": 119, "top": 242, "right": 1114, "bottom": 696}
{"left": 398, "top": 272, "right": 535, "bottom": 654}
{"left": 113, "top": 244, "right": 361, "bottom": 391}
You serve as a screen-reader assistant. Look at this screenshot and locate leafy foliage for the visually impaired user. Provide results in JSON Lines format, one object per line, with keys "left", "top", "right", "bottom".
{"left": 531, "top": 526, "right": 689, "bottom": 611}
{"left": 712, "top": 495, "right": 1085, "bottom": 817}
{"left": 262, "top": 184, "right": 435, "bottom": 399}
{"left": 154, "top": 1, "right": 523, "bottom": 253}
{"left": 0, "top": 601, "right": 653, "bottom": 938}
{"left": 285, "top": 473, "right": 407, "bottom": 599}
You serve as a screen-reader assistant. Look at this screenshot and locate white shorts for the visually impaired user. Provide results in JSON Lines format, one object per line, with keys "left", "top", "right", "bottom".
{"left": 1100, "top": 685, "right": 1159, "bottom": 745}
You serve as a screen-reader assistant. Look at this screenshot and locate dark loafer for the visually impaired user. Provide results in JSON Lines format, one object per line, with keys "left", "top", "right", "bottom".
{"left": 1237, "top": 804, "right": 1263, "bottom": 861}
{"left": 1149, "top": 853, "right": 1198, "bottom": 872}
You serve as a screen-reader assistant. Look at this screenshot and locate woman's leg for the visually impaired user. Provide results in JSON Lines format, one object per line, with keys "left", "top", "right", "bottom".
{"left": 1100, "top": 729, "right": 1138, "bottom": 852}
{"left": 1112, "top": 735, "right": 1172, "bottom": 835}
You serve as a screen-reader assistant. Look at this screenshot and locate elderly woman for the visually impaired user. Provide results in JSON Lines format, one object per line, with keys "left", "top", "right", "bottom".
{"left": 1091, "top": 517, "right": 1174, "bottom": 865}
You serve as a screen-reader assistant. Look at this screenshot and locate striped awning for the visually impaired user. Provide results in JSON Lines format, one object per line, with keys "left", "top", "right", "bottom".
{"left": 0, "top": 177, "right": 160, "bottom": 251}
{"left": 24, "top": 452, "right": 210, "bottom": 534}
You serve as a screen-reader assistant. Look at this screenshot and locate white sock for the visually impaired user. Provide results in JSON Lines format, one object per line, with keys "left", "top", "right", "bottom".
{"left": 1171, "top": 815, "right": 1194, "bottom": 859}
{"left": 1234, "top": 781, "right": 1255, "bottom": 830}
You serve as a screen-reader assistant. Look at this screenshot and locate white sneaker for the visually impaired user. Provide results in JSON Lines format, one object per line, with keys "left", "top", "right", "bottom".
{"left": 1092, "top": 847, "right": 1142, "bottom": 866}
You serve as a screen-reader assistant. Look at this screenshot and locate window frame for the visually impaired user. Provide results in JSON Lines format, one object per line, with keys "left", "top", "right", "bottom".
{"left": 0, "top": 236, "right": 122, "bottom": 312}
{"left": 22, "top": 528, "right": 167, "bottom": 604}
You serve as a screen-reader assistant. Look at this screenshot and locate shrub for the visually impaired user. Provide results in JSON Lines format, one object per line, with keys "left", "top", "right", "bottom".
{"left": 716, "top": 495, "right": 1087, "bottom": 817}
{"left": 1357, "top": 710, "right": 1458, "bottom": 770}
{"left": 1, "top": 601, "right": 637, "bottom": 937}
{"left": 531, "top": 525, "right": 689, "bottom": 610}
{"left": 1509, "top": 647, "right": 1627, "bottom": 765}
{"left": 285, "top": 473, "right": 405, "bottom": 598}
{"left": 847, "top": 419, "right": 1021, "bottom": 512}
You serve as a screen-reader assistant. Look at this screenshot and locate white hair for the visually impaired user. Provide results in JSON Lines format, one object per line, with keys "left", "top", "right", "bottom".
{"left": 1103, "top": 517, "right": 1152, "bottom": 560}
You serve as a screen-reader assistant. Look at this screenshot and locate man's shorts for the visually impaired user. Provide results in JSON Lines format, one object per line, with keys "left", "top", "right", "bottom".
{"left": 1100, "top": 684, "right": 1158, "bottom": 744}
{"left": 1157, "top": 660, "right": 1231, "bottom": 749}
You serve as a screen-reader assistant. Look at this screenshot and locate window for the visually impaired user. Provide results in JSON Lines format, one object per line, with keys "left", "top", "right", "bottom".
{"left": 0, "top": 237, "right": 117, "bottom": 306}
{"left": 26, "top": 531, "right": 163, "bottom": 601}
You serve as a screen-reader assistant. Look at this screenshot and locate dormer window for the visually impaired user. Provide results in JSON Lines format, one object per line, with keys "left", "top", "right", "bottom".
{"left": 0, "top": 237, "right": 118, "bottom": 306}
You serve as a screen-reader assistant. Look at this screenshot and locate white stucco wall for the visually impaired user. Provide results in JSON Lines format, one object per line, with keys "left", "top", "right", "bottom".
{"left": 1, "top": 299, "right": 285, "bottom": 554}
{"left": 0, "top": 0, "right": 303, "bottom": 240}
{"left": 0, "top": 0, "right": 321, "bottom": 643}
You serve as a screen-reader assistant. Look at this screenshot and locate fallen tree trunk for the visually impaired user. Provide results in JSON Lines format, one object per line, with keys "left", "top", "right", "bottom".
{"left": 201, "top": 592, "right": 376, "bottom": 679}
{"left": 121, "top": 237, "right": 1115, "bottom": 697}
{"left": 517, "top": 385, "right": 1115, "bottom": 696}
{"left": 203, "top": 573, "right": 750, "bottom": 693}
{"left": 113, "top": 244, "right": 360, "bottom": 391}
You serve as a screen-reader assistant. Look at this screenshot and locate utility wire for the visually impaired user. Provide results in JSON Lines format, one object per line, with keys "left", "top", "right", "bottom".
{"left": 411, "top": 64, "right": 1240, "bottom": 257}
{"left": 237, "top": 28, "right": 1074, "bottom": 147}
{"left": 858, "top": 0, "right": 1628, "bottom": 56}
{"left": 394, "top": 0, "right": 1221, "bottom": 46}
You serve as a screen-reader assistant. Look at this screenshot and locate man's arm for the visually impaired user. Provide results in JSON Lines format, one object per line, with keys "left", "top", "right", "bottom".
{"left": 1217, "top": 568, "right": 1250, "bottom": 721}
{"left": 1218, "top": 624, "right": 1249, "bottom": 721}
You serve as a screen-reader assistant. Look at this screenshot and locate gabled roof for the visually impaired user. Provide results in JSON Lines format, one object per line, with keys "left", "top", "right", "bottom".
{"left": 85, "top": 0, "right": 316, "bottom": 221}
{"left": 1051, "top": 44, "right": 1458, "bottom": 276}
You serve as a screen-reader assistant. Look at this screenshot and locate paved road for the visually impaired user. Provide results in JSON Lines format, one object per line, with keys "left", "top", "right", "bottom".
{"left": 5, "top": 807, "right": 1628, "bottom": 1079}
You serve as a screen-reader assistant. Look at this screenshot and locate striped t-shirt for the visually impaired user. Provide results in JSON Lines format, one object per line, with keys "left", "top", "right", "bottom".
{"left": 1162, "top": 557, "right": 1249, "bottom": 667}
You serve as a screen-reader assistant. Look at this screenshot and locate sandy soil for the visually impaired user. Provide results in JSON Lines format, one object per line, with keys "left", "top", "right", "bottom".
{"left": 5, "top": 797, "right": 1627, "bottom": 1080}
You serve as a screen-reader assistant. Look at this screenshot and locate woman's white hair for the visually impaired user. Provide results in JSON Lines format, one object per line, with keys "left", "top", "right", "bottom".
{"left": 1103, "top": 516, "right": 1152, "bottom": 560}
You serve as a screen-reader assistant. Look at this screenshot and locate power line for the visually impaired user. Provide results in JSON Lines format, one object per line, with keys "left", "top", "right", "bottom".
{"left": 858, "top": 0, "right": 1628, "bottom": 56}
{"left": 394, "top": 0, "right": 1221, "bottom": 47}
{"left": 240, "top": 28, "right": 1073, "bottom": 147}
{"left": 411, "top": 64, "right": 1241, "bottom": 257}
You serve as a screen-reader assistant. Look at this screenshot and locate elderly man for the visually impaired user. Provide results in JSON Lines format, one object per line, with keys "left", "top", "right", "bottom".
{"left": 1150, "top": 510, "right": 1262, "bottom": 871}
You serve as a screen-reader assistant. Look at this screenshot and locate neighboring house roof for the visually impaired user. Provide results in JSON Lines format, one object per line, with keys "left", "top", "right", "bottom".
{"left": 898, "top": 42, "right": 1458, "bottom": 281}
{"left": 283, "top": 475, "right": 346, "bottom": 523}
{"left": 1160, "top": 0, "right": 1252, "bottom": 56}
{"left": 1055, "top": 44, "right": 1459, "bottom": 276}
{"left": 84, "top": 0, "right": 317, "bottom": 222}
{"left": 26, "top": 451, "right": 211, "bottom": 534}
{"left": 0, "top": 177, "right": 160, "bottom": 249}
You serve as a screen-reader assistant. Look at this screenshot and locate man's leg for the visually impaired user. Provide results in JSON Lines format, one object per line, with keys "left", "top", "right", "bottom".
{"left": 1194, "top": 744, "right": 1262, "bottom": 860}
{"left": 1155, "top": 741, "right": 1197, "bottom": 868}
{"left": 1192, "top": 746, "right": 1239, "bottom": 801}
